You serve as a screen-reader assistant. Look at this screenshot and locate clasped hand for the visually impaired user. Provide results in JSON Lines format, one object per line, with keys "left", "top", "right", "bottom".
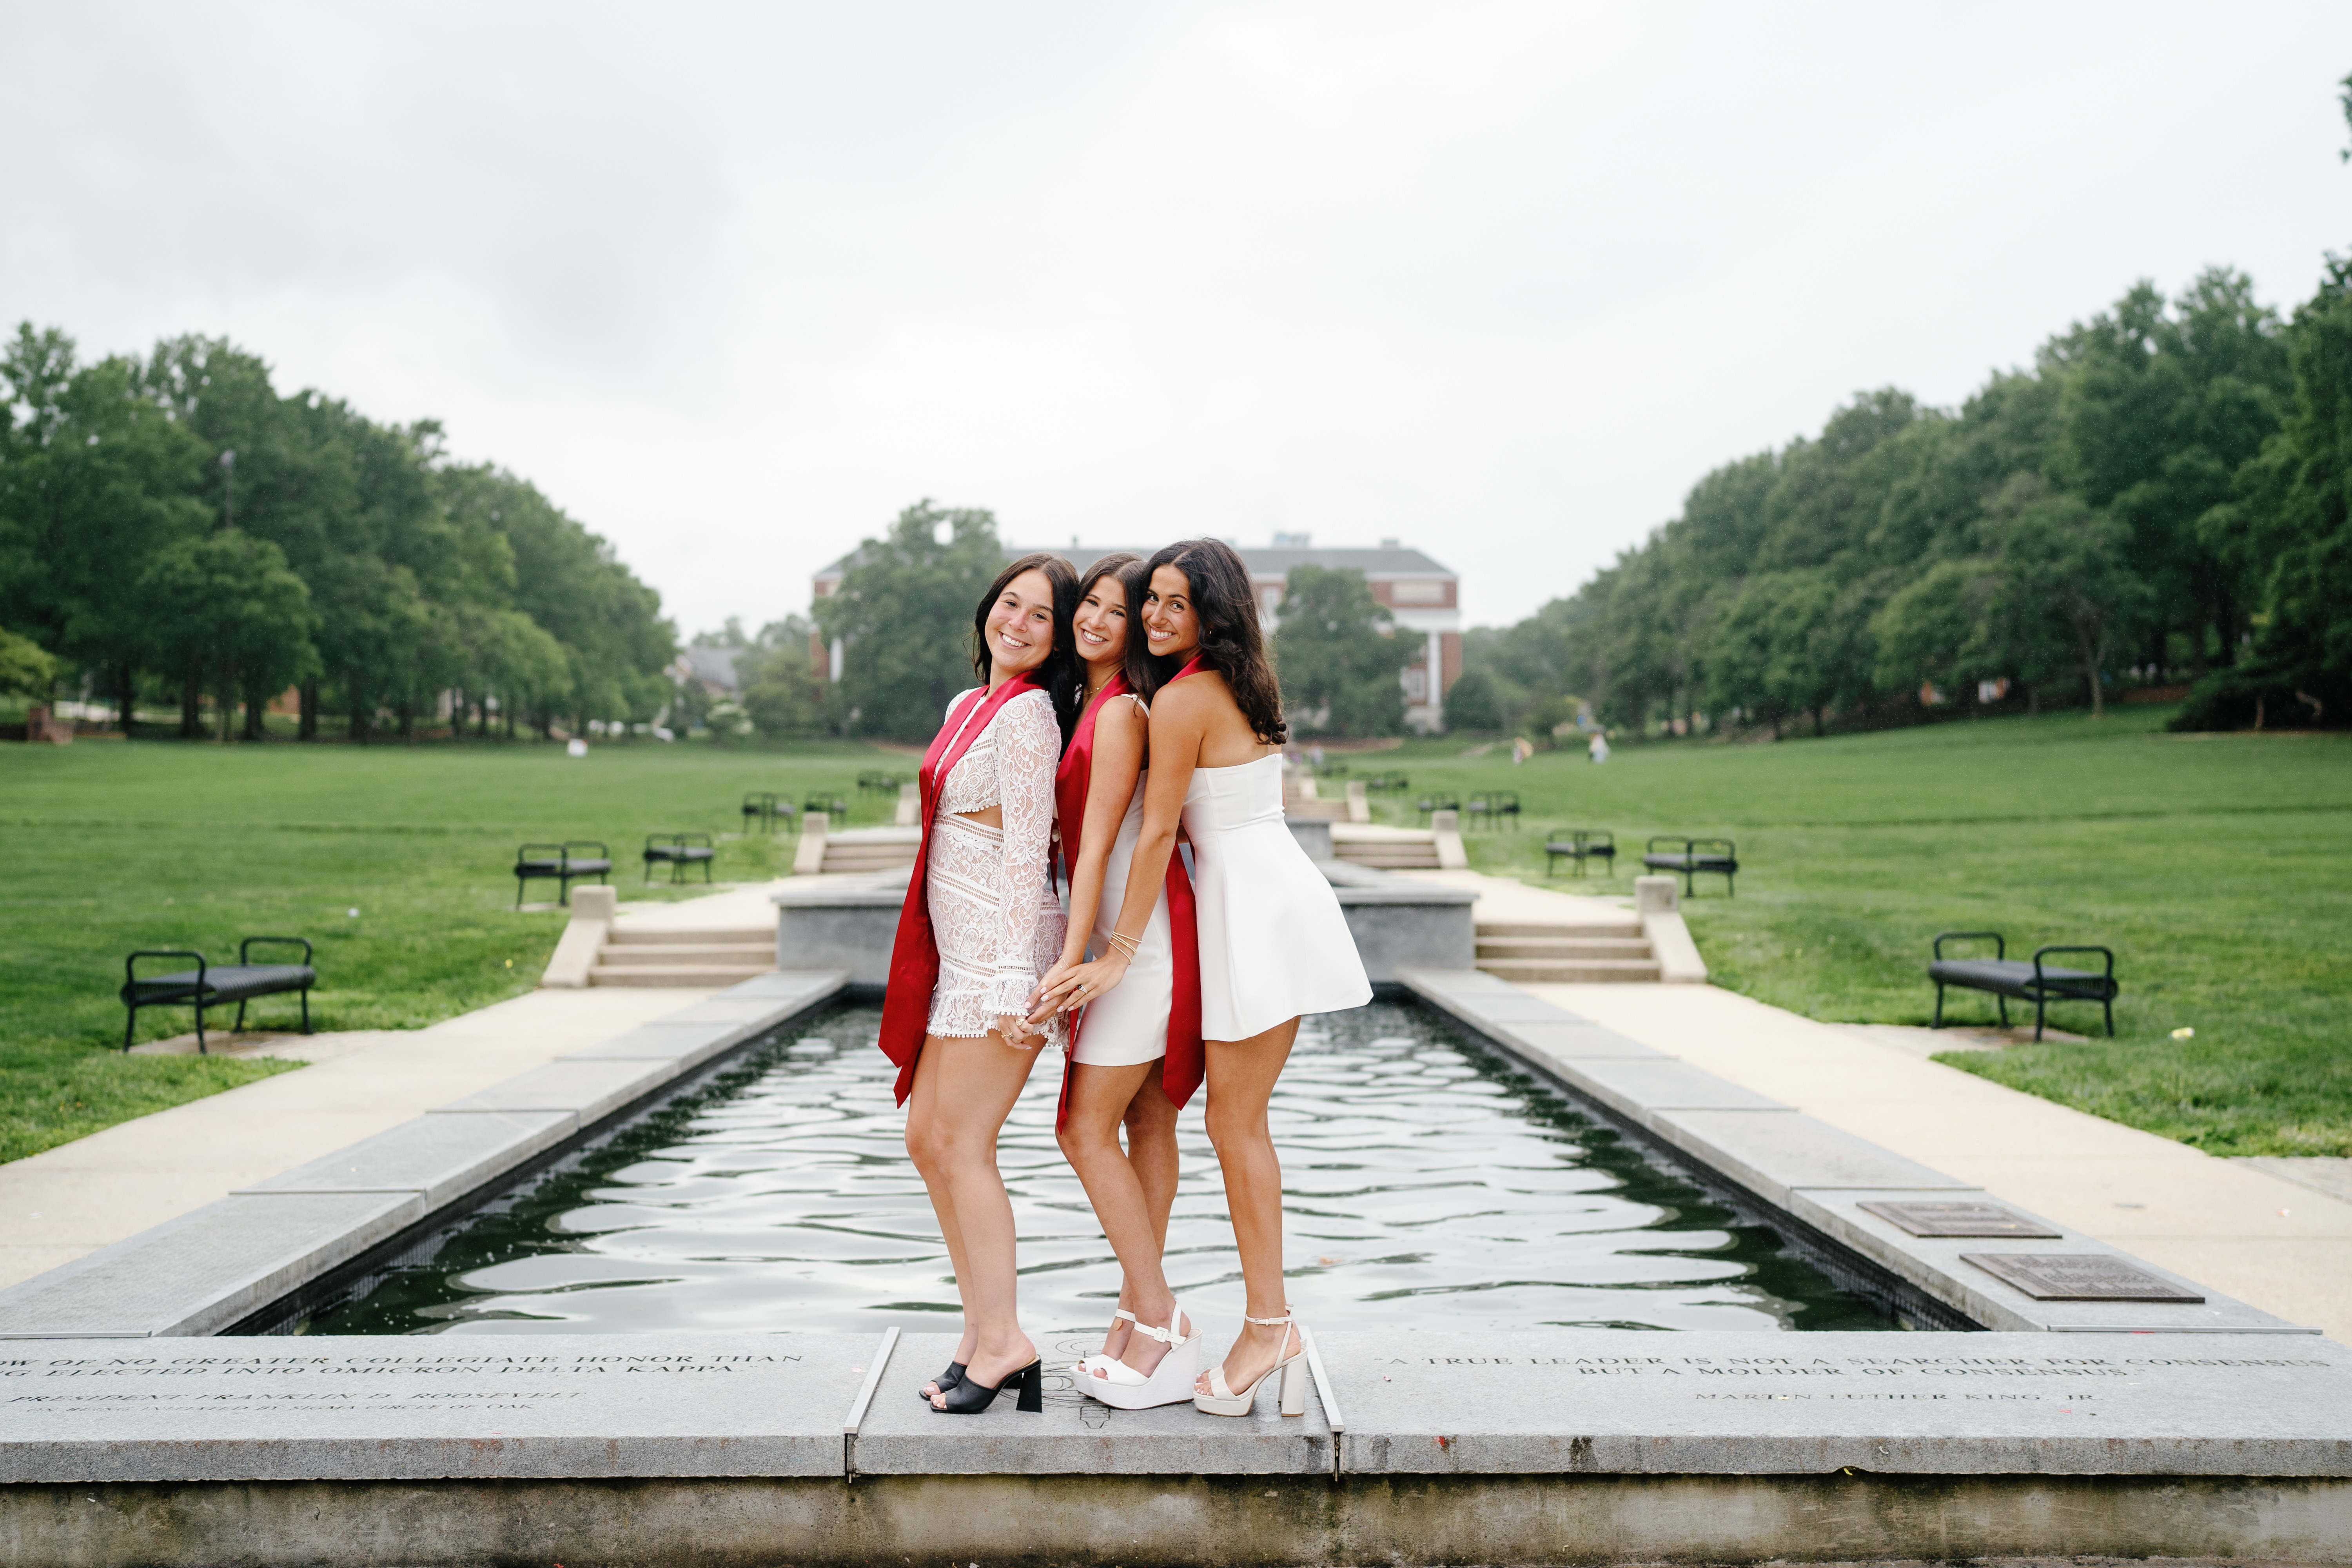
{"left": 1025, "top": 949, "right": 1130, "bottom": 1029}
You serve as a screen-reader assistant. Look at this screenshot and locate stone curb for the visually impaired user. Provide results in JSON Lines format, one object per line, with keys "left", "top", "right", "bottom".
{"left": 1396, "top": 967, "right": 2314, "bottom": 1338}
{"left": 0, "top": 971, "right": 850, "bottom": 1341}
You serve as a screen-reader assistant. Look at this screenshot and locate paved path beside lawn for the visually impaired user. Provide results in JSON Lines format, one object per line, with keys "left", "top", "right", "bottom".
{"left": 0, "top": 985, "right": 719, "bottom": 1292}
{"left": 1519, "top": 978, "right": 2352, "bottom": 1346}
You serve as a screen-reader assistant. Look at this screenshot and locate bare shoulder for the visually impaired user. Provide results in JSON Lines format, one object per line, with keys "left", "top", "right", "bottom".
{"left": 1150, "top": 672, "right": 1232, "bottom": 723}
{"left": 1097, "top": 692, "right": 1148, "bottom": 741}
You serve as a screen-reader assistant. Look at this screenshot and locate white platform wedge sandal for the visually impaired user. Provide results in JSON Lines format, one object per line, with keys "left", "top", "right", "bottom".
{"left": 1075, "top": 1308, "right": 1136, "bottom": 1381}
{"left": 1193, "top": 1310, "right": 1306, "bottom": 1418}
{"left": 1083, "top": 1302, "right": 1200, "bottom": 1411}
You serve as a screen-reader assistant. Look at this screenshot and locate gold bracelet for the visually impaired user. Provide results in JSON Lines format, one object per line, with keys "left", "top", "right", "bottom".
{"left": 1104, "top": 930, "right": 1143, "bottom": 957}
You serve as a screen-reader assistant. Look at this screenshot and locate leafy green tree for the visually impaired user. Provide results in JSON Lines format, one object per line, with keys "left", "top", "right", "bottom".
{"left": 135, "top": 533, "right": 318, "bottom": 740}
{"left": 739, "top": 615, "right": 826, "bottom": 739}
{"left": 0, "top": 326, "right": 213, "bottom": 725}
{"left": 813, "top": 500, "right": 1004, "bottom": 738}
{"left": 1441, "top": 666, "right": 1503, "bottom": 730}
{"left": 1869, "top": 559, "right": 2002, "bottom": 706}
{"left": 1272, "top": 565, "right": 1415, "bottom": 737}
{"left": 0, "top": 624, "right": 56, "bottom": 696}
{"left": 1978, "top": 476, "right": 2149, "bottom": 718}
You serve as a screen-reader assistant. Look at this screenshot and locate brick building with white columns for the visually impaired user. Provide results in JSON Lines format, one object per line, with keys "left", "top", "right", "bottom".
{"left": 811, "top": 534, "right": 1463, "bottom": 733}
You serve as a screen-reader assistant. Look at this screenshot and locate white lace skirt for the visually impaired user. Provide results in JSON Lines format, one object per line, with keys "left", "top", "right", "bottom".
{"left": 925, "top": 811, "right": 1068, "bottom": 1048}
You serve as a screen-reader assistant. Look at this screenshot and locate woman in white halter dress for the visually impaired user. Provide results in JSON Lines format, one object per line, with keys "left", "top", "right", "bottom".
{"left": 1032, "top": 539, "right": 1368, "bottom": 1419}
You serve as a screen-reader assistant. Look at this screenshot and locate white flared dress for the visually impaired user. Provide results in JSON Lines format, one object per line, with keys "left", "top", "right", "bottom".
{"left": 925, "top": 688, "right": 1068, "bottom": 1049}
{"left": 1181, "top": 751, "right": 1370, "bottom": 1040}
{"left": 1071, "top": 768, "right": 1175, "bottom": 1067}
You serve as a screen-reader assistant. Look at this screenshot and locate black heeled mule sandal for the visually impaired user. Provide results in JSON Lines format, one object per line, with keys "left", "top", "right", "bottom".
{"left": 917, "top": 1361, "right": 967, "bottom": 1403}
{"left": 931, "top": 1358, "right": 1043, "bottom": 1414}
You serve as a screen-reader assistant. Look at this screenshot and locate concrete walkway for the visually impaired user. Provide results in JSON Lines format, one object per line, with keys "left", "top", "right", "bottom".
{"left": 0, "top": 985, "right": 719, "bottom": 1293}
{"left": 1519, "top": 979, "right": 2352, "bottom": 1346}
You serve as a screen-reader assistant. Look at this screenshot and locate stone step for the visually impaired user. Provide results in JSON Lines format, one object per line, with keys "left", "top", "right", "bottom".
{"left": 1475, "top": 956, "right": 1664, "bottom": 984}
{"left": 1336, "top": 847, "right": 1441, "bottom": 868}
{"left": 589, "top": 962, "right": 774, "bottom": 987}
{"left": 594, "top": 942, "right": 773, "bottom": 965}
{"left": 822, "top": 848, "right": 919, "bottom": 872}
{"left": 1476, "top": 937, "right": 1654, "bottom": 960}
{"left": 604, "top": 929, "right": 770, "bottom": 946}
{"left": 1477, "top": 919, "right": 1643, "bottom": 939}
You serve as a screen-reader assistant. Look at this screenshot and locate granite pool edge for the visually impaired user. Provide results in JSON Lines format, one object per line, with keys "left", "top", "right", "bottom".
{"left": 1395, "top": 966, "right": 2318, "bottom": 1340}
{"left": 0, "top": 970, "right": 851, "bottom": 1341}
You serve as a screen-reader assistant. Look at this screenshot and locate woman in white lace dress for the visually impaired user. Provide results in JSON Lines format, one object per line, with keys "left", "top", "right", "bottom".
{"left": 882, "top": 551, "right": 1081, "bottom": 1415}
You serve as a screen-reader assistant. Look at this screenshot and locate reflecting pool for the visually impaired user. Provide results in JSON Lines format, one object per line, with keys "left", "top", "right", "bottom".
{"left": 298, "top": 1000, "right": 1895, "bottom": 1336}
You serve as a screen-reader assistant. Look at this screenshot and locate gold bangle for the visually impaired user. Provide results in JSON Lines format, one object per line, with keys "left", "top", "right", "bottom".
{"left": 1104, "top": 930, "right": 1142, "bottom": 956}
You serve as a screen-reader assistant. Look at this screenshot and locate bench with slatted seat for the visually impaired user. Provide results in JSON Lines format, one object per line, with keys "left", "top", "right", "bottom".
{"left": 514, "top": 841, "right": 612, "bottom": 907}
{"left": 1643, "top": 836, "right": 1737, "bottom": 897}
{"left": 1929, "top": 931, "right": 2118, "bottom": 1041}
{"left": 642, "top": 832, "right": 717, "bottom": 885}
{"left": 120, "top": 938, "right": 315, "bottom": 1053}
{"left": 1544, "top": 829, "right": 1616, "bottom": 877}
{"left": 741, "top": 792, "right": 786, "bottom": 834}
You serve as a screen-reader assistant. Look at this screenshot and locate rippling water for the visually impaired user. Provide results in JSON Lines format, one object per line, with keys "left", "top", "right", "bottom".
{"left": 298, "top": 1000, "right": 1893, "bottom": 1336}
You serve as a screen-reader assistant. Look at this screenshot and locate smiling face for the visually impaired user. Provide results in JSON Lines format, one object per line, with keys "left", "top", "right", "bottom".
{"left": 1073, "top": 573, "right": 1130, "bottom": 676}
{"left": 982, "top": 566, "right": 1059, "bottom": 683}
{"left": 1142, "top": 564, "right": 1201, "bottom": 662}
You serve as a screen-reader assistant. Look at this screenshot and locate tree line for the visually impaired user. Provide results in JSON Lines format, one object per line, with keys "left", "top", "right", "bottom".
{"left": 0, "top": 325, "right": 674, "bottom": 741}
{"left": 795, "top": 500, "right": 1421, "bottom": 740}
{"left": 1454, "top": 87, "right": 2352, "bottom": 742}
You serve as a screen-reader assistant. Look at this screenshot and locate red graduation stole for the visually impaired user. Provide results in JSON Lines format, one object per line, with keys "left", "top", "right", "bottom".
{"left": 878, "top": 671, "right": 1046, "bottom": 1106}
{"left": 1049, "top": 671, "right": 1205, "bottom": 1128}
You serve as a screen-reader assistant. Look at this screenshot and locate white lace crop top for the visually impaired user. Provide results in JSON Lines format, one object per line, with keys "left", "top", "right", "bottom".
{"left": 937, "top": 687, "right": 1060, "bottom": 818}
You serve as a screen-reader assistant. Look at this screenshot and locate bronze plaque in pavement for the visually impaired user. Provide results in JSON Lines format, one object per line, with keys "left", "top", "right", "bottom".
{"left": 1858, "top": 1200, "right": 2062, "bottom": 1238}
{"left": 1961, "top": 1252, "right": 2205, "bottom": 1301}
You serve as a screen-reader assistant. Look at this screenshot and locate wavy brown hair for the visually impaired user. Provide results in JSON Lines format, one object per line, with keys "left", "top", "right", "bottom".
{"left": 1129, "top": 538, "right": 1288, "bottom": 745}
{"left": 970, "top": 551, "right": 1083, "bottom": 745}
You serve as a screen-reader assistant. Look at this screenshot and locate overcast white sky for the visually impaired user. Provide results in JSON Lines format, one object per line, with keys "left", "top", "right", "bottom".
{"left": 5, "top": 3, "right": 2349, "bottom": 634}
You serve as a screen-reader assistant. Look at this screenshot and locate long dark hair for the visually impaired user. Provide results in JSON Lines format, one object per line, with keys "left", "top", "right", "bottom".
{"left": 1076, "top": 552, "right": 1145, "bottom": 690}
{"left": 1129, "top": 538, "right": 1288, "bottom": 745}
{"left": 971, "top": 551, "right": 1083, "bottom": 745}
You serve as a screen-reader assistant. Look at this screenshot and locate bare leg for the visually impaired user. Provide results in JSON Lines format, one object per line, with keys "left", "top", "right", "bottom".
{"left": 905, "top": 1032, "right": 1044, "bottom": 1404}
{"left": 1059, "top": 1060, "right": 1184, "bottom": 1377}
{"left": 1196, "top": 1018, "right": 1302, "bottom": 1398}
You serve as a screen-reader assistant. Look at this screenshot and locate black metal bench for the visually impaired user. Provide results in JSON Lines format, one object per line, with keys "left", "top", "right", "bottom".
{"left": 1471, "top": 790, "right": 1519, "bottom": 829}
{"left": 643, "top": 832, "right": 717, "bottom": 885}
{"left": 1929, "top": 932, "right": 2118, "bottom": 1041}
{"left": 1416, "top": 791, "right": 1460, "bottom": 822}
{"left": 857, "top": 770, "right": 903, "bottom": 794}
{"left": 1643, "top": 836, "right": 1737, "bottom": 896}
{"left": 121, "top": 937, "right": 314, "bottom": 1053}
{"left": 1545, "top": 829, "right": 1616, "bottom": 877}
{"left": 803, "top": 794, "right": 847, "bottom": 818}
{"left": 1362, "top": 772, "right": 1409, "bottom": 794}
{"left": 514, "top": 841, "right": 612, "bottom": 907}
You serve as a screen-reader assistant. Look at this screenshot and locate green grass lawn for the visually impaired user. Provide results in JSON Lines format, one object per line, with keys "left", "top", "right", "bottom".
{"left": 0, "top": 737, "right": 907, "bottom": 1163}
{"left": 1359, "top": 708, "right": 2352, "bottom": 1157}
{"left": 6, "top": 709, "right": 2347, "bottom": 1167}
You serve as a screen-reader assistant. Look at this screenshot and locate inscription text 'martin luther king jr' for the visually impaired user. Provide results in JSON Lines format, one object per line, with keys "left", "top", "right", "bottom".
{"left": 1315, "top": 1330, "right": 2352, "bottom": 1477}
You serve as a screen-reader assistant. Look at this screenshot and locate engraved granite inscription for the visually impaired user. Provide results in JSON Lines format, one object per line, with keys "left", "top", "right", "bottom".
{"left": 1858, "top": 1200, "right": 2062, "bottom": 1238}
{"left": 1959, "top": 1254, "right": 2204, "bottom": 1301}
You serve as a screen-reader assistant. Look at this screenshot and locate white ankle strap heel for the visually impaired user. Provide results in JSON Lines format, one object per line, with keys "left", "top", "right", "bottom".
{"left": 1194, "top": 1310, "right": 1307, "bottom": 1418}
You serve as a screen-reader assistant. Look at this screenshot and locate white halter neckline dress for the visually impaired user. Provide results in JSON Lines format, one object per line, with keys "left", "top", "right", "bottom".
{"left": 1180, "top": 751, "right": 1370, "bottom": 1040}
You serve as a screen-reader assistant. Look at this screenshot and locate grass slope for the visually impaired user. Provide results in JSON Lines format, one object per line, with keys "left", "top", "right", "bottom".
{"left": 1365, "top": 709, "right": 2352, "bottom": 1157}
{"left": 0, "top": 738, "right": 900, "bottom": 1162}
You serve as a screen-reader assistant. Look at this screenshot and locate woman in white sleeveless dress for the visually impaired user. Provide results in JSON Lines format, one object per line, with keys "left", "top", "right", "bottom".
{"left": 887, "top": 552, "right": 1082, "bottom": 1416}
{"left": 1033, "top": 539, "right": 1368, "bottom": 1417}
